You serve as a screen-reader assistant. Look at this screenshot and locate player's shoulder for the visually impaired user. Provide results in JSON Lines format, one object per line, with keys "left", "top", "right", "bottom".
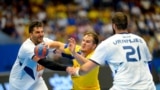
{"left": 21, "top": 39, "right": 35, "bottom": 50}
{"left": 130, "top": 33, "right": 145, "bottom": 41}
{"left": 102, "top": 34, "right": 117, "bottom": 43}
{"left": 64, "top": 44, "right": 81, "bottom": 53}
{"left": 130, "top": 33, "right": 141, "bottom": 38}
{"left": 103, "top": 33, "right": 144, "bottom": 43}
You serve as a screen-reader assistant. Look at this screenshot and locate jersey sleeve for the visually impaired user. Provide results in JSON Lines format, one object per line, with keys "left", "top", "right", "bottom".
{"left": 90, "top": 41, "right": 110, "bottom": 65}
{"left": 19, "top": 44, "right": 35, "bottom": 61}
{"left": 37, "top": 58, "right": 67, "bottom": 71}
{"left": 63, "top": 44, "right": 81, "bottom": 54}
{"left": 61, "top": 44, "right": 81, "bottom": 59}
{"left": 142, "top": 39, "right": 152, "bottom": 61}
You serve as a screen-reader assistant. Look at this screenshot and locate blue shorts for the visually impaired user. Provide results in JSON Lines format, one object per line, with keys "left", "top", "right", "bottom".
{"left": 152, "top": 58, "right": 160, "bottom": 73}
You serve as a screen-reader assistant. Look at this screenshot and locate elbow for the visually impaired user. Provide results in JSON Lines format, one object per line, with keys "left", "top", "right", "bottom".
{"left": 79, "top": 68, "right": 89, "bottom": 75}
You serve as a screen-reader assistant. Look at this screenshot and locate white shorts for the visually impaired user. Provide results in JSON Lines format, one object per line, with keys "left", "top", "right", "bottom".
{"left": 29, "top": 77, "right": 48, "bottom": 90}
{"left": 9, "top": 77, "right": 48, "bottom": 90}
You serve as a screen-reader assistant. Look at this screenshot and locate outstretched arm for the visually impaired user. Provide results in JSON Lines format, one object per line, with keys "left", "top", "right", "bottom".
{"left": 33, "top": 56, "right": 67, "bottom": 71}
{"left": 46, "top": 41, "right": 65, "bottom": 51}
{"left": 66, "top": 60, "right": 98, "bottom": 76}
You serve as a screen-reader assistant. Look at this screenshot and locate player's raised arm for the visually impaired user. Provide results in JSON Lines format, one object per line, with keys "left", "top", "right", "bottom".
{"left": 45, "top": 41, "right": 65, "bottom": 51}
{"left": 68, "top": 38, "right": 88, "bottom": 64}
{"left": 66, "top": 60, "right": 98, "bottom": 76}
{"left": 68, "top": 38, "right": 76, "bottom": 55}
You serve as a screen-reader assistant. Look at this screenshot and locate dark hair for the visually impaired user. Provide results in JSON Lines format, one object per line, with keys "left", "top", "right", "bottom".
{"left": 29, "top": 21, "right": 43, "bottom": 33}
{"left": 84, "top": 31, "right": 99, "bottom": 45}
{"left": 112, "top": 12, "right": 128, "bottom": 30}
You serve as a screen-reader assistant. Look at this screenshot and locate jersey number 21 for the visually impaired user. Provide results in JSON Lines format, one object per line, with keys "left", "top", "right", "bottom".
{"left": 123, "top": 46, "right": 141, "bottom": 62}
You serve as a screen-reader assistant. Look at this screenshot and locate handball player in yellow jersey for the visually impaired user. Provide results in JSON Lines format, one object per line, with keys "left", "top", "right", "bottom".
{"left": 46, "top": 31, "right": 100, "bottom": 90}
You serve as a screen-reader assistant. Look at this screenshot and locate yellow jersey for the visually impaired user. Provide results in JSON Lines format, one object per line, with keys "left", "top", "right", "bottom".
{"left": 63, "top": 45, "right": 100, "bottom": 90}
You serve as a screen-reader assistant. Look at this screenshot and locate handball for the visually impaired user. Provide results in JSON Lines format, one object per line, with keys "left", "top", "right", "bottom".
{"left": 34, "top": 43, "right": 49, "bottom": 58}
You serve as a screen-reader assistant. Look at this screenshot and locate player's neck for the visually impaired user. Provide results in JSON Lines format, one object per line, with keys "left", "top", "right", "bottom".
{"left": 116, "top": 29, "right": 128, "bottom": 34}
{"left": 81, "top": 52, "right": 87, "bottom": 57}
{"left": 30, "top": 38, "right": 38, "bottom": 45}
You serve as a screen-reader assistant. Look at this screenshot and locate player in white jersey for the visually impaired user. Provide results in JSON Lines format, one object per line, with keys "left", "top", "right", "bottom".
{"left": 66, "top": 12, "right": 156, "bottom": 90}
{"left": 9, "top": 21, "right": 68, "bottom": 90}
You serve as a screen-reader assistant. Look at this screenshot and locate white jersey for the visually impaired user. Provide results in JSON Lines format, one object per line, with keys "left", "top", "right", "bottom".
{"left": 9, "top": 38, "right": 52, "bottom": 90}
{"left": 90, "top": 33, "right": 156, "bottom": 90}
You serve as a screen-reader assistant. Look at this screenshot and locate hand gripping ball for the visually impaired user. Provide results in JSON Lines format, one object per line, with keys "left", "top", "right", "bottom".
{"left": 34, "top": 44, "right": 49, "bottom": 58}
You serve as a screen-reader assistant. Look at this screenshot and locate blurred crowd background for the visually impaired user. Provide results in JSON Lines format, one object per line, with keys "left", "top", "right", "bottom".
{"left": 0, "top": 0, "right": 160, "bottom": 90}
{"left": 1, "top": 0, "right": 160, "bottom": 56}
{"left": 0, "top": 0, "right": 160, "bottom": 87}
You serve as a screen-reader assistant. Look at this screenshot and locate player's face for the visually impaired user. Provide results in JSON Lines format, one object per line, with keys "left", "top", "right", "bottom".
{"left": 80, "top": 35, "right": 96, "bottom": 54}
{"left": 30, "top": 27, "right": 44, "bottom": 45}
